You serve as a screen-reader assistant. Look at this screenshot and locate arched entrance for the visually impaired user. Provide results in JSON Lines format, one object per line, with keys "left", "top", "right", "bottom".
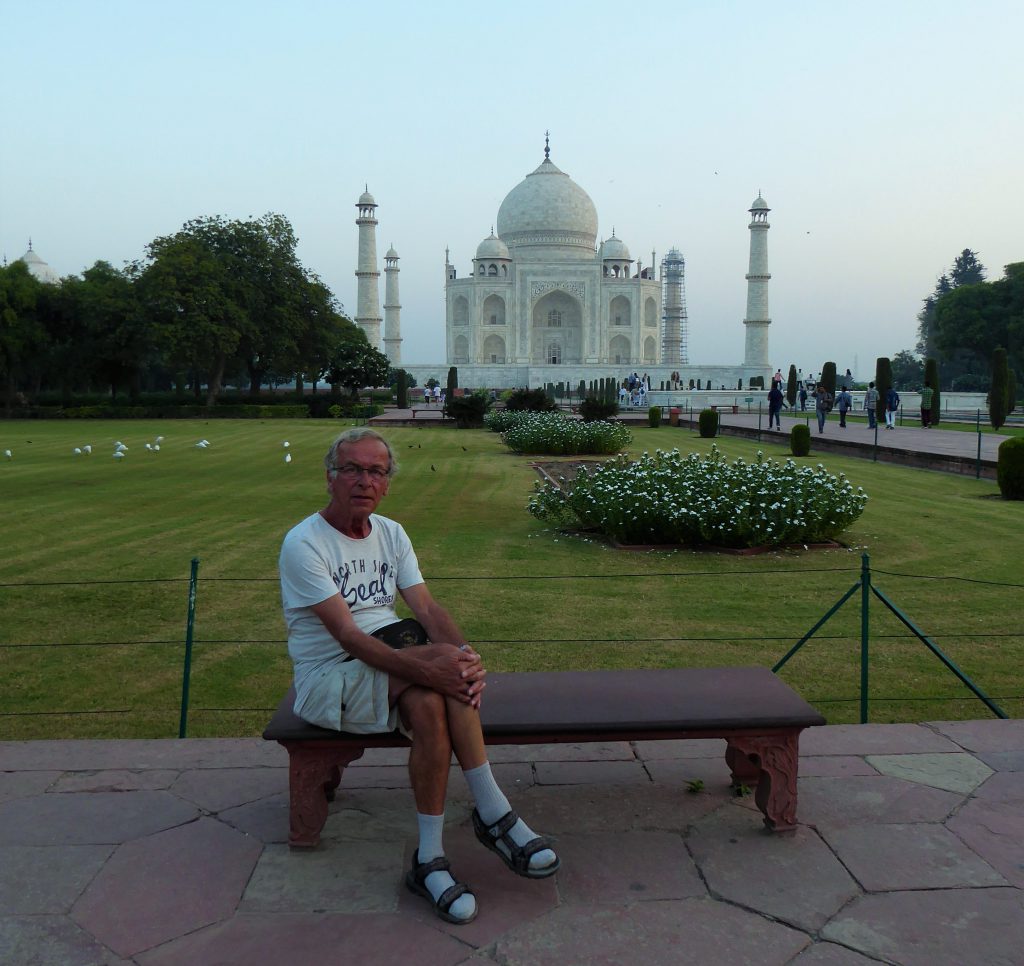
{"left": 531, "top": 290, "right": 583, "bottom": 364}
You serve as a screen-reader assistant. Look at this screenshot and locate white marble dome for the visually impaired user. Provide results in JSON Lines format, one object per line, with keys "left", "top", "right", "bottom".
{"left": 358, "top": 189, "right": 376, "bottom": 206}
{"left": 475, "top": 230, "right": 510, "bottom": 260}
{"left": 17, "top": 245, "right": 59, "bottom": 284}
{"left": 496, "top": 157, "right": 598, "bottom": 252}
{"left": 601, "top": 235, "right": 631, "bottom": 260}
{"left": 750, "top": 195, "right": 769, "bottom": 210}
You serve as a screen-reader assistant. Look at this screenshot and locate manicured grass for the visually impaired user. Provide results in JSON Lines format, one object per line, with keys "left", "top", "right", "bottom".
{"left": 1, "top": 418, "right": 1021, "bottom": 739}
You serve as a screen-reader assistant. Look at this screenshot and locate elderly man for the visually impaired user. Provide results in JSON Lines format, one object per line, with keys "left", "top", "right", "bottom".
{"left": 278, "top": 429, "right": 558, "bottom": 925}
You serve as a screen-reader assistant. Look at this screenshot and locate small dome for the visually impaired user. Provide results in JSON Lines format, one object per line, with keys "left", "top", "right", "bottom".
{"left": 17, "top": 245, "right": 59, "bottom": 283}
{"left": 475, "top": 230, "right": 510, "bottom": 260}
{"left": 601, "top": 235, "right": 631, "bottom": 261}
{"left": 357, "top": 189, "right": 376, "bottom": 206}
{"left": 750, "top": 194, "right": 769, "bottom": 210}
{"left": 385, "top": 246, "right": 399, "bottom": 259}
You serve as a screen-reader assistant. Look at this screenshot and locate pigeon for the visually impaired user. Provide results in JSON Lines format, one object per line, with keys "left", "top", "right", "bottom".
{"left": 461, "top": 446, "right": 467, "bottom": 451}
{"left": 431, "top": 464, "right": 436, "bottom": 471}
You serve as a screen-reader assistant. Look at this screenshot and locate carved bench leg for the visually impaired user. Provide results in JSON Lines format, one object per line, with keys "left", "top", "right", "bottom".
{"left": 282, "top": 743, "right": 366, "bottom": 849}
{"left": 725, "top": 733, "right": 800, "bottom": 833}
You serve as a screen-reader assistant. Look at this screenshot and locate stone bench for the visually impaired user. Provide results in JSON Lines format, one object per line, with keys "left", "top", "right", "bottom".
{"left": 263, "top": 666, "right": 826, "bottom": 848}
{"left": 711, "top": 404, "right": 740, "bottom": 414}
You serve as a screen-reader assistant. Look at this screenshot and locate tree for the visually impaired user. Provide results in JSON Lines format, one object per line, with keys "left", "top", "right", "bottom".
{"left": 0, "top": 260, "right": 45, "bottom": 413}
{"left": 990, "top": 347, "right": 1009, "bottom": 430}
{"left": 820, "top": 361, "right": 837, "bottom": 400}
{"left": 924, "top": 358, "right": 941, "bottom": 427}
{"left": 445, "top": 366, "right": 458, "bottom": 414}
{"left": 891, "top": 350, "right": 923, "bottom": 389}
{"left": 394, "top": 369, "right": 408, "bottom": 409}
{"left": 917, "top": 249, "right": 987, "bottom": 384}
{"left": 1007, "top": 367, "right": 1017, "bottom": 415}
{"left": 325, "top": 329, "right": 390, "bottom": 398}
{"left": 785, "top": 364, "right": 797, "bottom": 409}
{"left": 875, "top": 357, "right": 892, "bottom": 424}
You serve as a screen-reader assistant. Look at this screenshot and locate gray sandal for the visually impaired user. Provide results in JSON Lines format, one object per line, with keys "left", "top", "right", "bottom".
{"left": 472, "top": 809, "right": 560, "bottom": 879}
{"left": 405, "top": 850, "right": 477, "bottom": 924}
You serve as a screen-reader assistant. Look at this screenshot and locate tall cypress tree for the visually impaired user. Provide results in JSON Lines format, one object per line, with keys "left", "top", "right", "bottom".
{"left": 786, "top": 364, "right": 797, "bottom": 409}
{"left": 990, "top": 348, "right": 1009, "bottom": 430}
{"left": 821, "top": 362, "right": 837, "bottom": 400}
{"left": 875, "top": 357, "right": 893, "bottom": 423}
{"left": 924, "top": 358, "right": 941, "bottom": 427}
{"left": 395, "top": 369, "right": 408, "bottom": 409}
{"left": 446, "top": 366, "right": 458, "bottom": 415}
{"left": 1007, "top": 368, "right": 1018, "bottom": 415}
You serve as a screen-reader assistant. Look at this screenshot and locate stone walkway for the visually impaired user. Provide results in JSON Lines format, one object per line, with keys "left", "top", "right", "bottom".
{"left": 2, "top": 719, "right": 1022, "bottom": 965}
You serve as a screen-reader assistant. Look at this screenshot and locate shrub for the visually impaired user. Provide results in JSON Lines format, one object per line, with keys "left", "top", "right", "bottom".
{"left": 997, "top": 437, "right": 1024, "bottom": 500}
{"left": 502, "top": 411, "right": 631, "bottom": 455}
{"left": 484, "top": 409, "right": 526, "bottom": 433}
{"left": 578, "top": 397, "right": 619, "bottom": 422}
{"left": 698, "top": 409, "right": 718, "bottom": 438}
{"left": 445, "top": 392, "right": 492, "bottom": 428}
{"left": 506, "top": 388, "right": 557, "bottom": 412}
{"left": 528, "top": 444, "right": 868, "bottom": 548}
{"left": 791, "top": 423, "right": 811, "bottom": 456}
{"left": 327, "top": 403, "right": 384, "bottom": 419}
{"left": 648, "top": 406, "right": 662, "bottom": 428}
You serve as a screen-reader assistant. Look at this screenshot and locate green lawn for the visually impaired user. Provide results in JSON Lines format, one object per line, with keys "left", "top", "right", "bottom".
{"left": 2, "top": 418, "right": 1021, "bottom": 738}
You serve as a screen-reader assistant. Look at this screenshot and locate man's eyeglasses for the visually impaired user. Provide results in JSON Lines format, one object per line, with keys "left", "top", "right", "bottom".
{"left": 332, "top": 463, "right": 389, "bottom": 482}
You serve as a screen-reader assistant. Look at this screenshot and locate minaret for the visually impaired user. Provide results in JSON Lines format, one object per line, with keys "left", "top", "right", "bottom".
{"left": 383, "top": 245, "right": 402, "bottom": 364}
{"left": 742, "top": 193, "right": 771, "bottom": 369}
{"left": 354, "top": 187, "right": 382, "bottom": 348}
{"left": 660, "top": 248, "right": 688, "bottom": 364}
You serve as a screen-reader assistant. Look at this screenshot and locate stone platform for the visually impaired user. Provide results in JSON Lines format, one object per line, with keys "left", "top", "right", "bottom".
{"left": 1, "top": 718, "right": 1022, "bottom": 964}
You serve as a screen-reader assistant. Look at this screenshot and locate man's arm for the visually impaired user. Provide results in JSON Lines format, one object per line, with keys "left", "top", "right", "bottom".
{"left": 399, "top": 582, "right": 468, "bottom": 648}
{"left": 308, "top": 594, "right": 484, "bottom": 705}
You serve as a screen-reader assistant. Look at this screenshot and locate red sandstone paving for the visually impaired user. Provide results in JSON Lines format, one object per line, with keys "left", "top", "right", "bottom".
{"left": 0, "top": 790, "right": 199, "bottom": 846}
{"left": 794, "top": 775, "right": 965, "bottom": 828}
{"left": 799, "top": 723, "right": 962, "bottom": 756}
{"left": 241, "top": 838, "right": 406, "bottom": 914}
{"left": 135, "top": 913, "right": 471, "bottom": 966}
{"left": 50, "top": 769, "right": 178, "bottom": 793}
{"left": 396, "top": 836, "right": 559, "bottom": 950}
{"left": 970, "top": 769, "right": 1024, "bottom": 804}
{"left": 976, "top": 750, "right": 1024, "bottom": 771}
{"left": 71, "top": 817, "right": 261, "bottom": 958}
{"left": 169, "top": 765, "right": 287, "bottom": 812}
{"left": 510, "top": 782, "right": 728, "bottom": 834}
{"left": 796, "top": 755, "right": 880, "bottom": 778}
{"left": 0, "top": 915, "right": 132, "bottom": 966}
{"left": 554, "top": 831, "right": 704, "bottom": 904}
{"left": 485, "top": 740, "right": 635, "bottom": 762}
{"left": 820, "top": 822, "right": 1007, "bottom": 890}
{"left": 0, "top": 769, "right": 60, "bottom": 803}
{"left": 689, "top": 808, "right": 859, "bottom": 932}
{"left": 0, "top": 844, "right": 113, "bottom": 914}
{"left": 947, "top": 797, "right": 1024, "bottom": 888}
{"left": 217, "top": 791, "right": 291, "bottom": 844}
{"left": 790, "top": 942, "right": 887, "bottom": 965}
{"left": 928, "top": 718, "right": 1024, "bottom": 753}
{"left": 643, "top": 755, "right": 735, "bottom": 789}
{"left": 489, "top": 897, "right": 810, "bottom": 966}
{"left": 534, "top": 759, "right": 650, "bottom": 785}
{"left": 821, "top": 888, "right": 1024, "bottom": 965}
{"left": 0, "top": 738, "right": 281, "bottom": 771}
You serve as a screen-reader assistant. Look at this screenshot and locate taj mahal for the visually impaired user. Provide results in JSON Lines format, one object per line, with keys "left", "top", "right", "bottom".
{"left": 356, "top": 138, "right": 774, "bottom": 390}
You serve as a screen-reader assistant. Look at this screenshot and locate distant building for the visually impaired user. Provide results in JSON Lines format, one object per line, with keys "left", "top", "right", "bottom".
{"left": 16, "top": 240, "right": 59, "bottom": 284}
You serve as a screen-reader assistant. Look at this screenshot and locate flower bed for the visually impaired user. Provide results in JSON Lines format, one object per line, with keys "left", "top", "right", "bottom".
{"left": 499, "top": 411, "right": 631, "bottom": 456}
{"left": 528, "top": 444, "right": 868, "bottom": 548}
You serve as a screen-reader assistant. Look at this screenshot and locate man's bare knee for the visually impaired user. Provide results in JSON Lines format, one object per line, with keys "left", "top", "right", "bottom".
{"left": 400, "top": 686, "right": 449, "bottom": 736}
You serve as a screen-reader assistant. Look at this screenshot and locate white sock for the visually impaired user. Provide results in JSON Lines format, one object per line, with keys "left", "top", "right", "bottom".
{"left": 416, "top": 813, "right": 476, "bottom": 922}
{"left": 463, "top": 763, "right": 557, "bottom": 872}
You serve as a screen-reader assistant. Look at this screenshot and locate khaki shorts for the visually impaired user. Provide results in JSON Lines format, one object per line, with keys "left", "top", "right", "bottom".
{"left": 337, "top": 660, "right": 402, "bottom": 735}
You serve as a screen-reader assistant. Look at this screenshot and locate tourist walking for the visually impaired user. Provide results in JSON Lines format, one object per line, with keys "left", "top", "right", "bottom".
{"left": 798, "top": 386, "right": 808, "bottom": 411}
{"left": 815, "top": 385, "right": 831, "bottom": 434}
{"left": 836, "top": 387, "right": 852, "bottom": 428}
{"left": 863, "top": 382, "right": 879, "bottom": 430}
{"left": 920, "top": 384, "right": 934, "bottom": 428}
{"left": 767, "top": 383, "right": 784, "bottom": 430}
{"left": 884, "top": 386, "right": 900, "bottom": 429}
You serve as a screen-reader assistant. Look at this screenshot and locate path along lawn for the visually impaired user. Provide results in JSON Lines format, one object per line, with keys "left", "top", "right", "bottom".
{"left": 1, "top": 418, "right": 1021, "bottom": 738}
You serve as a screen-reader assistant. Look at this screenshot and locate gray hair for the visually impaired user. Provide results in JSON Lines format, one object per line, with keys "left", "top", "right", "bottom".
{"left": 324, "top": 428, "right": 398, "bottom": 477}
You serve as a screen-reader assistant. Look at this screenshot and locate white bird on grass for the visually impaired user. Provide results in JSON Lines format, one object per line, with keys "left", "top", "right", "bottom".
{"left": 155, "top": 436, "right": 164, "bottom": 444}
{"left": 4, "top": 449, "right": 12, "bottom": 459}
{"left": 144, "top": 443, "right": 153, "bottom": 451}
{"left": 74, "top": 447, "right": 82, "bottom": 455}
{"left": 153, "top": 444, "right": 161, "bottom": 452}
{"left": 283, "top": 441, "right": 290, "bottom": 448}
{"left": 284, "top": 453, "right": 292, "bottom": 463}
{"left": 113, "top": 451, "right": 125, "bottom": 460}
{"left": 83, "top": 445, "right": 92, "bottom": 454}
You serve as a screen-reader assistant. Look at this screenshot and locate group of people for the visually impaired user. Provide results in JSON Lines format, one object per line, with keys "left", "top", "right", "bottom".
{"left": 420, "top": 385, "right": 444, "bottom": 406}
{"left": 767, "top": 377, "right": 907, "bottom": 434}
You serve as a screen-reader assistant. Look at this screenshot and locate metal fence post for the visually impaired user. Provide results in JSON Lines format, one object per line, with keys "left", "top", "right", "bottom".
{"left": 178, "top": 557, "right": 200, "bottom": 739}
{"left": 757, "top": 402, "right": 762, "bottom": 441}
{"left": 860, "top": 553, "right": 870, "bottom": 724}
{"left": 976, "top": 410, "right": 982, "bottom": 480}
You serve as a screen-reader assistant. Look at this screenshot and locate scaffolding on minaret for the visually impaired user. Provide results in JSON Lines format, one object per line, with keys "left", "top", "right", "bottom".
{"left": 660, "top": 248, "right": 688, "bottom": 364}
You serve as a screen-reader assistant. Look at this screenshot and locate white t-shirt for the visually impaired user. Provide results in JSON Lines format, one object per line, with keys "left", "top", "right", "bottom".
{"left": 279, "top": 512, "right": 424, "bottom": 729}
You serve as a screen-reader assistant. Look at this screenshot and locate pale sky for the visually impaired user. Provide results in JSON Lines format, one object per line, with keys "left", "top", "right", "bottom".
{"left": 2, "top": 0, "right": 1020, "bottom": 379}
